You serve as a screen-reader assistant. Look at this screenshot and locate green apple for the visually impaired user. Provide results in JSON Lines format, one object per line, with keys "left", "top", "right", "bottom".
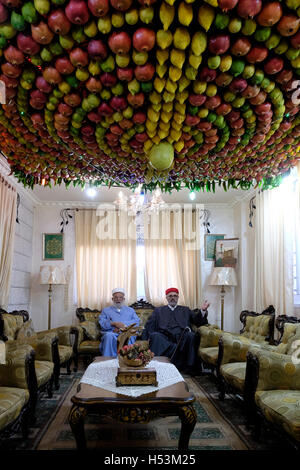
{"left": 132, "top": 49, "right": 148, "bottom": 65}
{"left": 59, "top": 35, "right": 74, "bottom": 50}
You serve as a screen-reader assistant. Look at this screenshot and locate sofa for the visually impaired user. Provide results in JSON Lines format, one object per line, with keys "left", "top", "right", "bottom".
{"left": 73, "top": 300, "right": 155, "bottom": 367}
{"left": 197, "top": 305, "right": 275, "bottom": 374}
{"left": 248, "top": 346, "right": 300, "bottom": 449}
{"left": 0, "top": 310, "right": 56, "bottom": 418}
{"left": 217, "top": 315, "right": 300, "bottom": 418}
{"left": 0, "top": 345, "right": 34, "bottom": 442}
{"left": 0, "top": 309, "right": 75, "bottom": 390}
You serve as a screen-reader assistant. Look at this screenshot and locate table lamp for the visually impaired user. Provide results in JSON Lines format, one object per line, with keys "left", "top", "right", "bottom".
{"left": 39, "top": 266, "right": 66, "bottom": 329}
{"left": 209, "top": 267, "right": 237, "bottom": 330}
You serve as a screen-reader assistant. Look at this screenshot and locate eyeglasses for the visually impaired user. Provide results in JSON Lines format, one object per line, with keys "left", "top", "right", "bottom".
{"left": 167, "top": 294, "right": 179, "bottom": 298}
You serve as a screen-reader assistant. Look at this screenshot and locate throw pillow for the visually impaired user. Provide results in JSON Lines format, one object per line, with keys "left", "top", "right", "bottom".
{"left": 81, "top": 320, "right": 99, "bottom": 340}
{"left": 16, "top": 319, "right": 37, "bottom": 340}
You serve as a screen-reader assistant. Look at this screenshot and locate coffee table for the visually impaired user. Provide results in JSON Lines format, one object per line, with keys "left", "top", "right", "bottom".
{"left": 68, "top": 356, "right": 197, "bottom": 450}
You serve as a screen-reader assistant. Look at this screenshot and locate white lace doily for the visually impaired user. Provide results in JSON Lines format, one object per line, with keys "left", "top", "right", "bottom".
{"left": 80, "top": 359, "right": 185, "bottom": 397}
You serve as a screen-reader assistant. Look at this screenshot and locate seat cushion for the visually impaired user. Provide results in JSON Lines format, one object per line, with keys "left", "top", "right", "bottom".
{"left": 255, "top": 390, "right": 300, "bottom": 442}
{"left": 58, "top": 345, "right": 72, "bottom": 364}
{"left": 35, "top": 361, "right": 54, "bottom": 387}
{"left": 78, "top": 340, "right": 100, "bottom": 354}
{"left": 199, "top": 347, "right": 219, "bottom": 366}
{"left": 0, "top": 387, "right": 29, "bottom": 431}
{"left": 220, "top": 362, "right": 246, "bottom": 392}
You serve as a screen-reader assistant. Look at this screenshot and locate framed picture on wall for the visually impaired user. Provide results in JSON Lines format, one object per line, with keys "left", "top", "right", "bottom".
{"left": 43, "top": 233, "right": 64, "bottom": 260}
{"left": 215, "top": 238, "right": 239, "bottom": 268}
{"left": 204, "top": 234, "right": 225, "bottom": 261}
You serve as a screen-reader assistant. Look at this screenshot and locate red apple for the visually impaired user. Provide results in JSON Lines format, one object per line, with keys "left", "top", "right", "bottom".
{"left": 88, "top": 0, "right": 109, "bottom": 16}
{"left": 65, "top": 0, "right": 90, "bottom": 24}
{"left": 133, "top": 28, "right": 155, "bottom": 52}
{"left": 55, "top": 56, "right": 75, "bottom": 75}
{"left": 134, "top": 63, "right": 155, "bottom": 81}
{"left": 87, "top": 39, "right": 107, "bottom": 59}
{"left": 108, "top": 31, "right": 131, "bottom": 54}
{"left": 48, "top": 9, "right": 71, "bottom": 35}
{"left": 117, "top": 66, "right": 133, "bottom": 81}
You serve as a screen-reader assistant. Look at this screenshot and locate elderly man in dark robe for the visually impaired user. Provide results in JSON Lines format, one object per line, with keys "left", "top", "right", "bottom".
{"left": 141, "top": 287, "right": 210, "bottom": 374}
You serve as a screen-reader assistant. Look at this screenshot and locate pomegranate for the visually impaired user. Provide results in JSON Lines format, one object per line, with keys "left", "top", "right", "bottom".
{"left": 264, "top": 57, "right": 284, "bottom": 74}
{"left": 237, "top": 0, "right": 262, "bottom": 18}
{"left": 134, "top": 63, "right": 155, "bottom": 81}
{"left": 36, "top": 76, "right": 53, "bottom": 93}
{"left": 87, "top": 39, "right": 107, "bottom": 59}
{"left": 133, "top": 28, "right": 155, "bottom": 52}
{"left": 17, "top": 33, "right": 40, "bottom": 55}
{"left": 65, "top": 0, "right": 90, "bottom": 25}
{"left": 110, "top": 0, "right": 133, "bottom": 10}
{"left": 0, "top": 0, "right": 21, "bottom": 7}
{"left": 117, "top": 66, "right": 133, "bottom": 81}
{"left": 229, "top": 78, "right": 248, "bottom": 93}
{"left": 110, "top": 96, "right": 127, "bottom": 111}
{"left": 199, "top": 67, "right": 217, "bottom": 82}
{"left": 3, "top": 45, "right": 24, "bottom": 65}
{"left": 88, "top": 0, "right": 109, "bottom": 16}
{"left": 100, "top": 72, "right": 117, "bottom": 87}
{"left": 1, "top": 62, "right": 21, "bottom": 78}
{"left": 70, "top": 48, "right": 88, "bottom": 68}
{"left": 277, "top": 15, "right": 300, "bottom": 36}
{"left": 48, "top": 9, "right": 71, "bottom": 35}
{"left": 98, "top": 102, "right": 113, "bottom": 115}
{"left": 257, "top": 2, "right": 282, "bottom": 26}
{"left": 218, "top": 0, "right": 238, "bottom": 11}
{"left": 209, "top": 35, "right": 230, "bottom": 55}
{"left": 231, "top": 38, "right": 251, "bottom": 56}
{"left": 43, "top": 66, "right": 62, "bottom": 85}
{"left": 85, "top": 76, "right": 102, "bottom": 92}
{"left": 241, "top": 84, "right": 260, "bottom": 99}
{"left": 246, "top": 46, "right": 268, "bottom": 63}
{"left": 188, "top": 94, "right": 206, "bottom": 106}
{"left": 0, "top": 3, "right": 7, "bottom": 23}
{"left": 127, "top": 91, "right": 145, "bottom": 107}
{"left": 108, "top": 32, "right": 131, "bottom": 54}
{"left": 31, "top": 22, "right": 54, "bottom": 45}
{"left": 55, "top": 57, "right": 75, "bottom": 75}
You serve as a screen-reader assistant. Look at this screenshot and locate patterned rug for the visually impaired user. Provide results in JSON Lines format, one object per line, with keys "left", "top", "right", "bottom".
{"left": 3, "top": 367, "right": 295, "bottom": 452}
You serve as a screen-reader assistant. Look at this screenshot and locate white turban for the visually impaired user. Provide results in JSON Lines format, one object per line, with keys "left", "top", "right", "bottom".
{"left": 112, "top": 287, "right": 125, "bottom": 295}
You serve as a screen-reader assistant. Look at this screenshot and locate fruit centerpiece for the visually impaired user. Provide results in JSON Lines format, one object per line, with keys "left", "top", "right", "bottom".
{"left": 0, "top": 0, "right": 300, "bottom": 192}
{"left": 118, "top": 341, "right": 154, "bottom": 367}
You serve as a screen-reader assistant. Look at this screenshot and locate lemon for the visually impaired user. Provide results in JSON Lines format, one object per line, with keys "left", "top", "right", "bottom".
{"left": 173, "top": 112, "right": 185, "bottom": 123}
{"left": 219, "top": 54, "right": 232, "bottom": 72}
{"left": 206, "top": 83, "right": 217, "bottom": 97}
{"left": 159, "top": 2, "right": 175, "bottom": 30}
{"left": 156, "top": 49, "right": 169, "bottom": 65}
{"left": 191, "top": 31, "right": 207, "bottom": 55}
{"left": 173, "top": 27, "right": 190, "bottom": 50}
{"left": 174, "top": 140, "right": 185, "bottom": 152}
{"left": 156, "top": 64, "right": 168, "bottom": 78}
{"left": 166, "top": 79, "right": 177, "bottom": 94}
{"left": 170, "top": 48, "right": 185, "bottom": 68}
{"left": 170, "top": 128, "right": 181, "bottom": 141}
{"left": 174, "top": 102, "right": 186, "bottom": 113}
{"left": 198, "top": 5, "right": 215, "bottom": 31}
{"left": 156, "top": 29, "right": 173, "bottom": 50}
{"left": 169, "top": 65, "right": 182, "bottom": 81}
{"left": 178, "top": 76, "right": 190, "bottom": 92}
{"left": 189, "top": 53, "right": 202, "bottom": 69}
{"left": 178, "top": 1, "right": 193, "bottom": 26}
{"left": 193, "top": 80, "right": 207, "bottom": 94}
{"left": 163, "top": 102, "right": 173, "bottom": 112}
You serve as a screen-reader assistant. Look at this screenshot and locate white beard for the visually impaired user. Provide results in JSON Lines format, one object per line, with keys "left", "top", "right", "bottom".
{"left": 113, "top": 301, "right": 124, "bottom": 310}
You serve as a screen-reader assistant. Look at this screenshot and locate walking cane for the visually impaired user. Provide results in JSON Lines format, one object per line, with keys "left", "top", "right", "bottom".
{"left": 170, "top": 326, "right": 191, "bottom": 363}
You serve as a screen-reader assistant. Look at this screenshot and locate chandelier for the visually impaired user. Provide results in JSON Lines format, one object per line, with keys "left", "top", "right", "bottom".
{"left": 114, "top": 185, "right": 167, "bottom": 216}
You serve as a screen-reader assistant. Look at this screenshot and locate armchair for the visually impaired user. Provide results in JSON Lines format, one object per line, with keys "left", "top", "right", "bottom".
{"left": 0, "top": 310, "right": 56, "bottom": 417}
{"left": 0, "top": 346, "right": 34, "bottom": 441}
{"left": 73, "top": 308, "right": 102, "bottom": 368}
{"left": 248, "top": 347, "right": 300, "bottom": 449}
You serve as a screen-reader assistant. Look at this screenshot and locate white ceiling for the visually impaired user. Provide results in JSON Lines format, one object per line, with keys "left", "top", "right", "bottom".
{"left": 31, "top": 182, "right": 254, "bottom": 205}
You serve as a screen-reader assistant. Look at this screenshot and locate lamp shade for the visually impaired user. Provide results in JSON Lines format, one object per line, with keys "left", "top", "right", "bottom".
{"left": 39, "top": 265, "right": 66, "bottom": 285}
{"left": 209, "top": 267, "right": 237, "bottom": 287}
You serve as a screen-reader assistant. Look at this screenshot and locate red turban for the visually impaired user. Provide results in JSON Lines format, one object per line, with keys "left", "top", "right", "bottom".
{"left": 165, "top": 287, "right": 179, "bottom": 295}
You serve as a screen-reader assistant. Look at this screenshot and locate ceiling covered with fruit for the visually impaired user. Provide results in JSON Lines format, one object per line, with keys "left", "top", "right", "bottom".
{"left": 0, "top": 0, "right": 300, "bottom": 192}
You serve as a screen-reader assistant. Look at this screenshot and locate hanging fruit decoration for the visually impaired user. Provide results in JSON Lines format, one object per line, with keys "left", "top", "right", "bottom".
{"left": 0, "top": 0, "right": 300, "bottom": 191}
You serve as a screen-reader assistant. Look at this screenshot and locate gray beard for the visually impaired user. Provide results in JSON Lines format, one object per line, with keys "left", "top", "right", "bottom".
{"left": 113, "top": 301, "right": 124, "bottom": 310}
{"left": 168, "top": 301, "right": 178, "bottom": 308}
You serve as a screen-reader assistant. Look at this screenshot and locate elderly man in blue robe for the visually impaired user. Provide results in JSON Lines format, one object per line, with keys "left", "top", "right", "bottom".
{"left": 99, "top": 288, "right": 140, "bottom": 357}
{"left": 141, "top": 287, "right": 210, "bottom": 375}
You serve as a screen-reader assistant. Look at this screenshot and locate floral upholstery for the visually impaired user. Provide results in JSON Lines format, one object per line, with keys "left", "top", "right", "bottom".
{"left": 252, "top": 348, "right": 300, "bottom": 443}
{"left": 242, "top": 315, "right": 273, "bottom": 343}
{"left": 1, "top": 314, "right": 24, "bottom": 340}
{"left": 220, "top": 362, "right": 247, "bottom": 392}
{"left": 78, "top": 340, "right": 100, "bottom": 354}
{"left": 0, "top": 387, "right": 29, "bottom": 432}
{"left": 198, "top": 347, "right": 219, "bottom": 366}
{"left": 134, "top": 308, "right": 154, "bottom": 328}
{"left": 82, "top": 311, "right": 101, "bottom": 323}
{"left": 34, "top": 361, "right": 54, "bottom": 388}
{"left": 80, "top": 320, "right": 101, "bottom": 341}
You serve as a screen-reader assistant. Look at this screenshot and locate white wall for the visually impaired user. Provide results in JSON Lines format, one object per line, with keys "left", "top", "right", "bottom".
{"left": 201, "top": 204, "right": 238, "bottom": 333}
{"left": 30, "top": 206, "right": 76, "bottom": 331}
{"left": 7, "top": 193, "right": 34, "bottom": 312}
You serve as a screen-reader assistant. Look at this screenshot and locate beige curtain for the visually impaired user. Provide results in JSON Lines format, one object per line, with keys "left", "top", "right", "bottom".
{"left": 0, "top": 175, "right": 17, "bottom": 309}
{"left": 254, "top": 184, "right": 294, "bottom": 316}
{"left": 144, "top": 207, "right": 202, "bottom": 309}
{"left": 75, "top": 208, "right": 137, "bottom": 309}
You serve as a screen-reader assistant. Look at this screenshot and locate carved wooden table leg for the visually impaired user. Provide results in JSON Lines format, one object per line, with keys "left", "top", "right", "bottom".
{"left": 178, "top": 405, "right": 197, "bottom": 451}
{"left": 68, "top": 405, "right": 87, "bottom": 450}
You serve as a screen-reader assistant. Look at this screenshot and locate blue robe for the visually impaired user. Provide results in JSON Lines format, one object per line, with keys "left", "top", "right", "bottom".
{"left": 141, "top": 305, "right": 208, "bottom": 372}
{"left": 99, "top": 305, "right": 140, "bottom": 357}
